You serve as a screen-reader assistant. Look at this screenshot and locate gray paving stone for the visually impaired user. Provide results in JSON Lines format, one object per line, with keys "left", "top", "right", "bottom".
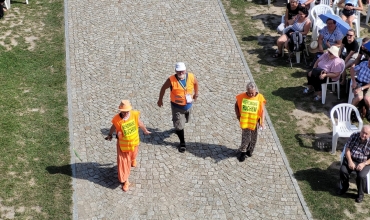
{"left": 65, "top": 0, "right": 312, "bottom": 219}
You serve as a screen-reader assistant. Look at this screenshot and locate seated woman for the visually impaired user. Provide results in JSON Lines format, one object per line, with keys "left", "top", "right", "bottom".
{"left": 339, "top": 29, "right": 359, "bottom": 85}
{"left": 273, "top": 7, "right": 311, "bottom": 58}
{"left": 304, "top": 46, "right": 345, "bottom": 101}
{"left": 338, "top": 0, "right": 363, "bottom": 29}
{"left": 318, "top": 19, "right": 343, "bottom": 52}
{"left": 277, "top": 0, "right": 300, "bottom": 33}
{"left": 309, "top": 19, "right": 344, "bottom": 66}
{"left": 298, "top": 0, "right": 314, "bottom": 9}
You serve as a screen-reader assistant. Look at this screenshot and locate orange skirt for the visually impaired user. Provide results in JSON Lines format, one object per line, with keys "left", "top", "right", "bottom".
{"left": 116, "top": 141, "right": 139, "bottom": 183}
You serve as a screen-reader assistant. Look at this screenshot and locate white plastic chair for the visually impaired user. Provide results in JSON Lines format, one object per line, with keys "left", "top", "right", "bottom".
{"left": 366, "top": 4, "right": 370, "bottom": 24}
{"left": 321, "top": 58, "right": 345, "bottom": 104}
{"left": 4, "top": 0, "right": 10, "bottom": 9}
{"left": 319, "top": 0, "right": 332, "bottom": 6}
{"left": 330, "top": 103, "right": 363, "bottom": 154}
{"left": 310, "top": 5, "right": 335, "bottom": 40}
{"left": 340, "top": 145, "right": 370, "bottom": 194}
{"left": 4, "top": 0, "right": 28, "bottom": 9}
{"left": 352, "top": 10, "right": 360, "bottom": 38}
{"left": 332, "top": 0, "right": 340, "bottom": 14}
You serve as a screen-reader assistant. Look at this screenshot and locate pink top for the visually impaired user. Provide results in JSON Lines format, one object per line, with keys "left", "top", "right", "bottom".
{"left": 317, "top": 53, "right": 344, "bottom": 81}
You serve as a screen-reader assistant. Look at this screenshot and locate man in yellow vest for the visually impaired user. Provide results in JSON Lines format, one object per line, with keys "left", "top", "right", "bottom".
{"left": 157, "top": 62, "right": 199, "bottom": 153}
{"left": 235, "top": 82, "right": 266, "bottom": 162}
{"left": 105, "top": 100, "right": 151, "bottom": 191}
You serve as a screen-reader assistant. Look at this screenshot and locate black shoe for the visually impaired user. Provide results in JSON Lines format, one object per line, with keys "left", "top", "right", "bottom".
{"left": 246, "top": 151, "right": 253, "bottom": 157}
{"left": 238, "top": 152, "right": 246, "bottom": 162}
{"left": 366, "top": 110, "right": 370, "bottom": 122}
{"left": 337, "top": 188, "right": 348, "bottom": 195}
{"left": 351, "top": 111, "right": 359, "bottom": 122}
{"left": 355, "top": 195, "right": 364, "bottom": 203}
{"left": 178, "top": 144, "right": 186, "bottom": 153}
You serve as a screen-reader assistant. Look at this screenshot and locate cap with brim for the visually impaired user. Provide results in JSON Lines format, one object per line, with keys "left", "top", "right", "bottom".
{"left": 118, "top": 100, "right": 132, "bottom": 112}
{"left": 175, "top": 62, "right": 186, "bottom": 71}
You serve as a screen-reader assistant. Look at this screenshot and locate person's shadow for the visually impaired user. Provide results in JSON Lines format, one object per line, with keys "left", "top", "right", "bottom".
{"left": 46, "top": 162, "right": 121, "bottom": 189}
{"left": 294, "top": 163, "right": 358, "bottom": 199}
{"left": 139, "top": 128, "right": 237, "bottom": 163}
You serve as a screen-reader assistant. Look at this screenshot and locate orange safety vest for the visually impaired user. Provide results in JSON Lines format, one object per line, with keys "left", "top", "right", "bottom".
{"left": 169, "top": 73, "right": 195, "bottom": 105}
{"left": 112, "top": 110, "right": 140, "bottom": 152}
{"left": 236, "top": 93, "right": 266, "bottom": 130}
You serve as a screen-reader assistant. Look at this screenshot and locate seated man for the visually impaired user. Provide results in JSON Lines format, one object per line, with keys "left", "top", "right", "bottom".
{"left": 352, "top": 37, "right": 370, "bottom": 66}
{"left": 337, "top": 125, "right": 370, "bottom": 203}
{"left": 350, "top": 57, "right": 370, "bottom": 120}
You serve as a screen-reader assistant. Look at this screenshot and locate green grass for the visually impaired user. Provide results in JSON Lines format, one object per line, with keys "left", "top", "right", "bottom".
{"left": 223, "top": 0, "right": 370, "bottom": 219}
{"left": 0, "top": 1, "right": 71, "bottom": 219}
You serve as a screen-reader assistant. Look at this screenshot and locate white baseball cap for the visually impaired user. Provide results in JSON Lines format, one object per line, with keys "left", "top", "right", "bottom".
{"left": 175, "top": 62, "right": 186, "bottom": 71}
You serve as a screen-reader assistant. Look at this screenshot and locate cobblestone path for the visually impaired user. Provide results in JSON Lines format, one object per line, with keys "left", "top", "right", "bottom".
{"left": 65, "top": 0, "right": 311, "bottom": 219}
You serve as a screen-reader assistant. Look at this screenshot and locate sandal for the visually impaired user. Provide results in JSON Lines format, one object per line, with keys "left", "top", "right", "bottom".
{"left": 313, "top": 95, "right": 322, "bottom": 101}
{"left": 303, "top": 87, "right": 314, "bottom": 94}
{"left": 272, "top": 52, "right": 281, "bottom": 58}
{"left": 122, "top": 181, "right": 130, "bottom": 192}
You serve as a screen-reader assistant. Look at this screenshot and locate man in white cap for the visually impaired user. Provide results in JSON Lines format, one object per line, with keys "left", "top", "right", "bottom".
{"left": 105, "top": 100, "right": 151, "bottom": 192}
{"left": 157, "top": 62, "right": 199, "bottom": 153}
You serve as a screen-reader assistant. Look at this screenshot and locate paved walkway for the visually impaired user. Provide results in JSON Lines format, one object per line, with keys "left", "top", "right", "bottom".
{"left": 65, "top": 0, "right": 312, "bottom": 219}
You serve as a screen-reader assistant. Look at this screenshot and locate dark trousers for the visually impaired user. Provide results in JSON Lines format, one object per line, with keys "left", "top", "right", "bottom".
{"left": 307, "top": 73, "right": 334, "bottom": 92}
{"left": 340, "top": 158, "right": 370, "bottom": 196}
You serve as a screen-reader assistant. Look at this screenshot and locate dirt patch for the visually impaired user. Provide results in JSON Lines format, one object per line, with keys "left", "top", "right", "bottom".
{"left": 0, "top": 5, "right": 45, "bottom": 51}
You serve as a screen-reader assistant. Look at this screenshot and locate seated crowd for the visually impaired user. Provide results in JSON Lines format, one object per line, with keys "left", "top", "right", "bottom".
{"left": 273, "top": 1, "right": 370, "bottom": 204}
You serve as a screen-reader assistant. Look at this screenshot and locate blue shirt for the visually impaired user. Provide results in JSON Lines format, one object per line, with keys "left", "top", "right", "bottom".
{"left": 354, "top": 61, "right": 370, "bottom": 84}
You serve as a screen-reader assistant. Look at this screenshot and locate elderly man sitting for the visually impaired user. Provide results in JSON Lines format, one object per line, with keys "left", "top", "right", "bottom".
{"left": 350, "top": 57, "right": 370, "bottom": 120}
{"left": 337, "top": 125, "right": 370, "bottom": 203}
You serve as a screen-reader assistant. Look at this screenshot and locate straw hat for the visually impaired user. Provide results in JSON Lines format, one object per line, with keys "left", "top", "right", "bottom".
{"left": 327, "top": 45, "right": 340, "bottom": 58}
{"left": 118, "top": 100, "right": 132, "bottom": 112}
{"left": 308, "top": 40, "right": 319, "bottom": 53}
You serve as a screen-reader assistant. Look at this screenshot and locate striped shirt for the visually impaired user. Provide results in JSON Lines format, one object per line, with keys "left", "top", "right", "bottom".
{"left": 291, "top": 17, "right": 309, "bottom": 33}
{"left": 345, "top": 132, "right": 370, "bottom": 163}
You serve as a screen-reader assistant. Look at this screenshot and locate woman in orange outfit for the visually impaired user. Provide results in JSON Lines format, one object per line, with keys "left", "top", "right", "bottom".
{"left": 105, "top": 100, "right": 151, "bottom": 191}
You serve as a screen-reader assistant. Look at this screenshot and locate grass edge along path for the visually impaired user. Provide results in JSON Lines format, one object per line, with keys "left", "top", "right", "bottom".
{"left": 0, "top": 0, "right": 72, "bottom": 219}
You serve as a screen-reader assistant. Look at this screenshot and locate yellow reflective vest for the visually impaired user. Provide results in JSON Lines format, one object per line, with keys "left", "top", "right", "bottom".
{"left": 236, "top": 93, "right": 266, "bottom": 130}
{"left": 112, "top": 110, "right": 140, "bottom": 152}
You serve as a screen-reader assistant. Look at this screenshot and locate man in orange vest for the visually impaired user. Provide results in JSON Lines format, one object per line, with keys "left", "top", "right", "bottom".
{"left": 105, "top": 100, "right": 151, "bottom": 191}
{"left": 235, "top": 82, "right": 266, "bottom": 162}
{"left": 157, "top": 62, "right": 199, "bottom": 153}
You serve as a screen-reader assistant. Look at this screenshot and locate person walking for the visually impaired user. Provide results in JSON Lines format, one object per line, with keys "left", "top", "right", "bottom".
{"left": 105, "top": 100, "right": 151, "bottom": 192}
{"left": 157, "top": 62, "right": 199, "bottom": 153}
{"left": 235, "top": 82, "right": 266, "bottom": 162}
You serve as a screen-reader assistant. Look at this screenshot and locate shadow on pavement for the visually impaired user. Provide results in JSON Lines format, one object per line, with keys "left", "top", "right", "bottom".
{"left": 46, "top": 163, "right": 120, "bottom": 189}
{"left": 141, "top": 128, "right": 237, "bottom": 163}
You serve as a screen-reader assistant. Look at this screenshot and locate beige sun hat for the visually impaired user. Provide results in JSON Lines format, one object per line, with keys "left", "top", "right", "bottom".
{"left": 308, "top": 40, "right": 319, "bottom": 54}
{"left": 327, "top": 45, "right": 340, "bottom": 58}
{"left": 118, "top": 100, "right": 132, "bottom": 112}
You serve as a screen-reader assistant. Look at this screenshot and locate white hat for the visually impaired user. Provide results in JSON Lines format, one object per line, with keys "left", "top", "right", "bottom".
{"left": 308, "top": 40, "right": 319, "bottom": 54}
{"left": 175, "top": 62, "right": 186, "bottom": 71}
{"left": 327, "top": 46, "right": 340, "bottom": 58}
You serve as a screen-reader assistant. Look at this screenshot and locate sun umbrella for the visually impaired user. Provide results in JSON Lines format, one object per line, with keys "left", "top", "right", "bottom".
{"left": 318, "top": 13, "right": 350, "bottom": 36}
{"left": 363, "top": 42, "right": 370, "bottom": 51}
